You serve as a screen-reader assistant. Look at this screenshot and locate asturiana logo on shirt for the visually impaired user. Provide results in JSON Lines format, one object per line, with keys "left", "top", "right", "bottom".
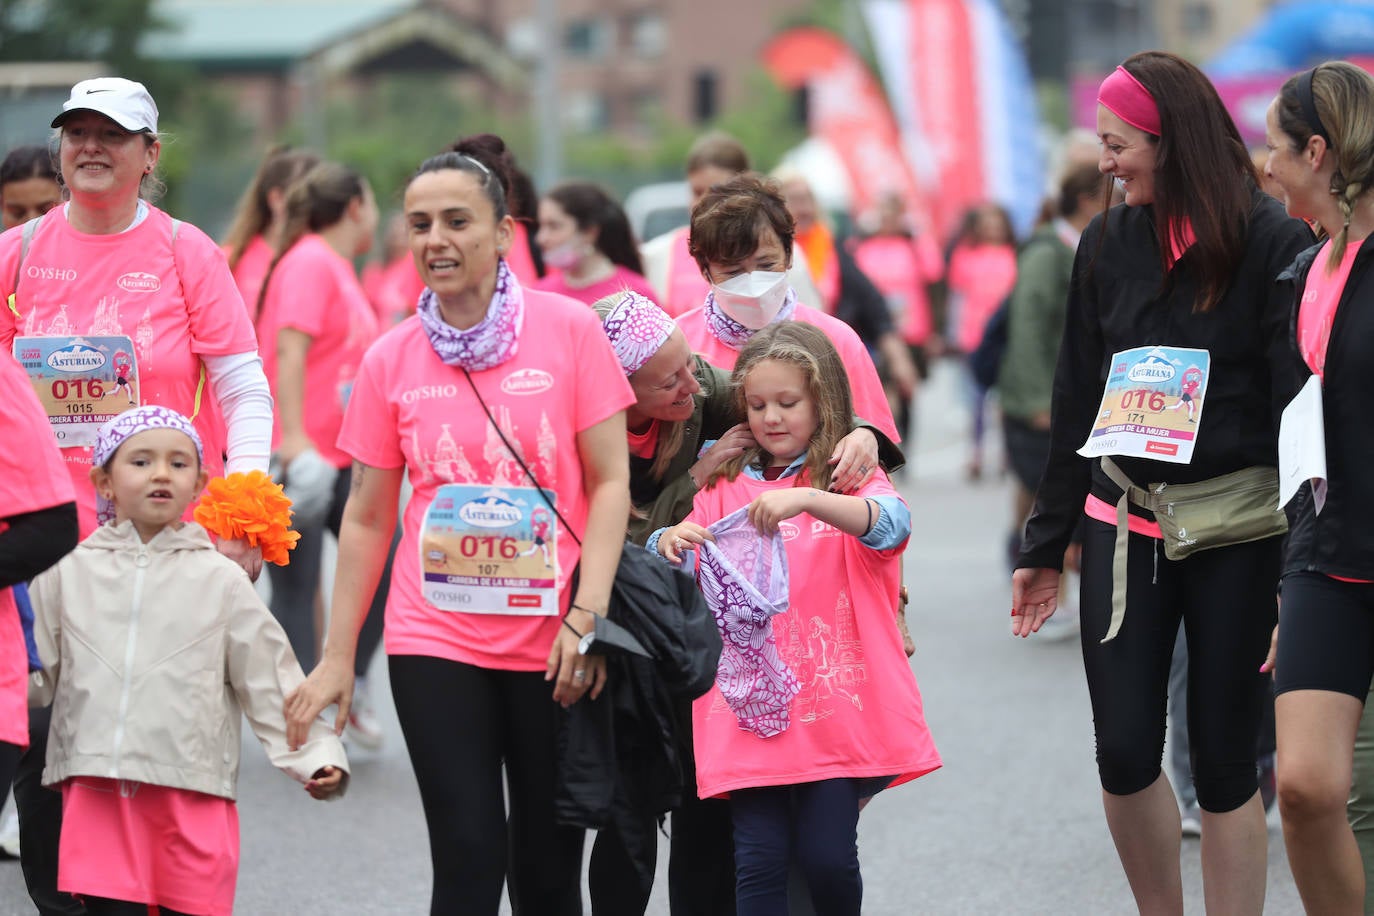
{"left": 458, "top": 494, "right": 523, "bottom": 528}
{"left": 1127, "top": 357, "right": 1176, "bottom": 384}
{"left": 500, "top": 369, "right": 554, "bottom": 396}
{"left": 25, "top": 266, "right": 77, "bottom": 281}
{"left": 46, "top": 342, "right": 106, "bottom": 373}
{"left": 116, "top": 272, "right": 161, "bottom": 293}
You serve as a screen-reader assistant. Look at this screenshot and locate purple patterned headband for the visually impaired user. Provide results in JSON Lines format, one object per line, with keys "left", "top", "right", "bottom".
{"left": 602, "top": 291, "right": 677, "bottom": 376}
{"left": 93, "top": 407, "right": 203, "bottom": 525}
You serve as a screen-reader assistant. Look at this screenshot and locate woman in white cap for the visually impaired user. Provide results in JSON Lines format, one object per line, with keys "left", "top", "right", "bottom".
{"left": 0, "top": 76, "right": 272, "bottom": 915}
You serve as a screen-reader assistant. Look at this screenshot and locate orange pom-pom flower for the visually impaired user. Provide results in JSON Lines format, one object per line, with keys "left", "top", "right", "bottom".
{"left": 194, "top": 470, "right": 301, "bottom": 566}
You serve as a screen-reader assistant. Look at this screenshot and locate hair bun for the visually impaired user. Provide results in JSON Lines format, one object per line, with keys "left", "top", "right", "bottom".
{"left": 450, "top": 133, "right": 517, "bottom": 198}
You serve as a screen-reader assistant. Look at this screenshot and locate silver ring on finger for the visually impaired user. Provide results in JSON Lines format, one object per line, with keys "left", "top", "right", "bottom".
{"left": 573, "top": 669, "right": 587, "bottom": 682}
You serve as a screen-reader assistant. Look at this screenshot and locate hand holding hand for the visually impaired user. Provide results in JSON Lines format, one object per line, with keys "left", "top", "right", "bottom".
{"left": 284, "top": 658, "right": 354, "bottom": 751}
{"left": 305, "top": 766, "right": 345, "bottom": 800}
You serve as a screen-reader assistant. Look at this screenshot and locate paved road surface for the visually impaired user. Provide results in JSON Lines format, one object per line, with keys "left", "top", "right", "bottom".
{"left": 0, "top": 363, "right": 1302, "bottom": 914}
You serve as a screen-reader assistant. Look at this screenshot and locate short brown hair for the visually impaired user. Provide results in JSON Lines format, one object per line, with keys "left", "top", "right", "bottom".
{"left": 687, "top": 173, "right": 794, "bottom": 274}
{"left": 685, "top": 131, "right": 750, "bottom": 175}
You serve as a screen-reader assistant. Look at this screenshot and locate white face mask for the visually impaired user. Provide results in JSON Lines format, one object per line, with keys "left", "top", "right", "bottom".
{"left": 710, "top": 270, "right": 788, "bottom": 329}
{"left": 543, "top": 238, "right": 586, "bottom": 271}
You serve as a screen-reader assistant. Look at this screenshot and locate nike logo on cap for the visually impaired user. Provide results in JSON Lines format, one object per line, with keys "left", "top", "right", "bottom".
{"left": 83, "top": 88, "right": 114, "bottom": 94}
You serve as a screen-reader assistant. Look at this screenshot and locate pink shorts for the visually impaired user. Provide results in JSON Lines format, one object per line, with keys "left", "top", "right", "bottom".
{"left": 59, "top": 778, "right": 239, "bottom": 915}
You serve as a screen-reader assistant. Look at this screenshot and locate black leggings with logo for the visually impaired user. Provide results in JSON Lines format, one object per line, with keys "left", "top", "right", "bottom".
{"left": 389, "top": 655, "right": 584, "bottom": 916}
{"left": 1078, "top": 519, "right": 1280, "bottom": 813}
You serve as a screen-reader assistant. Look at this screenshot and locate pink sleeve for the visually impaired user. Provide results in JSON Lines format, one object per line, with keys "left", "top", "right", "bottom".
{"left": 0, "top": 353, "right": 75, "bottom": 516}
{"left": 914, "top": 235, "right": 944, "bottom": 284}
{"left": 946, "top": 245, "right": 972, "bottom": 293}
{"left": 569, "top": 307, "right": 636, "bottom": 434}
{"left": 336, "top": 341, "right": 404, "bottom": 469}
{"left": 831, "top": 321, "right": 899, "bottom": 443}
{"left": 271, "top": 245, "right": 333, "bottom": 338}
{"left": 177, "top": 222, "right": 259, "bottom": 357}
{"left": 0, "top": 226, "right": 24, "bottom": 353}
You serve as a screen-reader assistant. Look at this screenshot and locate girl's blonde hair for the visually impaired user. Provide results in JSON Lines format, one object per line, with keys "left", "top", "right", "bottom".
{"left": 590, "top": 293, "right": 685, "bottom": 481}
{"left": 254, "top": 161, "right": 367, "bottom": 320}
{"left": 1275, "top": 61, "right": 1374, "bottom": 273}
{"left": 712, "top": 321, "right": 852, "bottom": 490}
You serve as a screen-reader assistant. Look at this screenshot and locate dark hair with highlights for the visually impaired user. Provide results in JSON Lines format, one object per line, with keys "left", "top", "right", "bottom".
{"left": 545, "top": 181, "right": 643, "bottom": 274}
{"left": 1115, "top": 51, "right": 1256, "bottom": 313}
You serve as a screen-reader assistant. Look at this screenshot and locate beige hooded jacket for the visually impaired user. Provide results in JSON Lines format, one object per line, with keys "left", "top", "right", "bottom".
{"left": 29, "top": 520, "right": 348, "bottom": 800}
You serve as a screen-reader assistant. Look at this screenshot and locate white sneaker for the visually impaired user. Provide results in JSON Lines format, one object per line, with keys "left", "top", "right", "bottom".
{"left": 0, "top": 805, "right": 19, "bottom": 859}
{"left": 345, "top": 677, "right": 385, "bottom": 751}
{"left": 1180, "top": 802, "right": 1202, "bottom": 838}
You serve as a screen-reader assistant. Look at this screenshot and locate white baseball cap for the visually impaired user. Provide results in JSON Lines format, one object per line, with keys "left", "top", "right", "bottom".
{"left": 51, "top": 78, "right": 159, "bottom": 134}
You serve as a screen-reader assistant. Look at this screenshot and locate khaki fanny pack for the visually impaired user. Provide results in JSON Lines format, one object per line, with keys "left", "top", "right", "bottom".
{"left": 1096, "top": 457, "right": 1287, "bottom": 643}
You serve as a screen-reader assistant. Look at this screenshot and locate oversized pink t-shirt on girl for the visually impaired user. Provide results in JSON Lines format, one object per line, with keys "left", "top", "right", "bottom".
{"left": 0, "top": 350, "right": 77, "bottom": 746}
{"left": 337, "top": 288, "right": 635, "bottom": 671}
{"left": 256, "top": 234, "right": 380, "bottom": 469}
{"left": 686, "top": 471, "right": 940, "bottom": 798}
{"left": 227, "top": 234, "right": 273, "bottom": 320}
{"left": 531, "top": 264, "right": 659, "bottom": 307}
{"left": 0, "top": 206, "right": 257, "bottom": 536}
{"left": 676, "top": 302, "right": 902, "bottom": 443}
{"left": 947, "top": 241, "right": 1017, "bottom": 353}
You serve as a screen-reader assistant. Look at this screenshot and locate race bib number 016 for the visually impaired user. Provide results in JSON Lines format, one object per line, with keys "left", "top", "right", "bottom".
{"left": 419, "top": 484, "right": 559, "bottom": 615}
{"left": 1078, "top": 346, "right": 1210, "bottom": 465}
{"left": 14, "top": 335, "right": 140, "bottom": 448}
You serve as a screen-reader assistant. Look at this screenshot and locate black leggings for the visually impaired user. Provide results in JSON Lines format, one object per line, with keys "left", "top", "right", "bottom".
{"left": 389, "top": 655, "right": 583, "bottom": 916}
{"left": 1274, "top": 572, "right": 1374, "bottom": 698}
{"left": 1079, "top": 519, "right": 1279, "bottom": 813}
{"left": 268, "top": 466, "right": 393, "bottom": 674}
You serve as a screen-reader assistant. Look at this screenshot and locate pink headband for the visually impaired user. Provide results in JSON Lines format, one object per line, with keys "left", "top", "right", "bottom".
{"left": 1098, "top": 66, "right": 1160, "bottom": 136}
{"left": 602, "top": 291, "right": 677, "bottom": 376}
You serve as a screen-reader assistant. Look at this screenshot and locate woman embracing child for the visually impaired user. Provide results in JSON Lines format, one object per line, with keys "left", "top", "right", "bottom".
{"left": 27, "top": 406, "right": 349, "bottom": 916}
{"left": 654, "top": 321, "right": 939, "bottom": 915}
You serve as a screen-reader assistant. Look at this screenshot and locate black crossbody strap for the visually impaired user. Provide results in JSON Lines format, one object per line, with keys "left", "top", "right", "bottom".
{"left": 460, "top": 367, "right": 583, "bottom": 547}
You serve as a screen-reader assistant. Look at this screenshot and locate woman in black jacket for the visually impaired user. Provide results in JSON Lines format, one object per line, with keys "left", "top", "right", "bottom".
{"left": 1261, "top": 60, "right": 1374, "bottom": 914}
{"left": 1010, "top": 51, "right": 1312, "bottom": 914}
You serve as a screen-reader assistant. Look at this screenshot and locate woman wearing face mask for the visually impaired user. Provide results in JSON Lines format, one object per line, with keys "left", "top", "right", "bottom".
{"left": 533, "top": 181, "right": 657, "bottom": 306}
{"left": 675, "top": 174, "right": 900, "bottom": 445}
{"left": 0, "top": 146, "right": 62, "bottom": 230}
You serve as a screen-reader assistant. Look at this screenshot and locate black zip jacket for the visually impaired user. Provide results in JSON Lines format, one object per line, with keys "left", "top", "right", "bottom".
{"left": 1019, "top": 191, "right": 1313, "bottom": 569}
{"left": 1278, "top": 240, "right": 1374, "bottom": 579}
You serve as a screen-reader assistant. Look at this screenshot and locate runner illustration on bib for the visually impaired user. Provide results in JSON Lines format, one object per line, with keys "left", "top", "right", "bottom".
{"left": 13, "top": 334, "right": 141, "bottom": 448}
{"left": 1078, "top": 346, "right": 1210, "bottom": 464}
{"left": 420, "top": 484, "right": 559, "bottom": 615}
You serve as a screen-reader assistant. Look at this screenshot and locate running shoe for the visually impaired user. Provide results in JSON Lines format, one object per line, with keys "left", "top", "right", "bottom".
{"left": 0, "top": 806, "right": 18, "bottom": 859}
{"left": 1180, "top": 802, "right": 1202, "bottom": 838}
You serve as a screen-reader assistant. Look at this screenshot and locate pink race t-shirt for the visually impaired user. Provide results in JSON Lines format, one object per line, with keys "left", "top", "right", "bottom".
{"left": 677, "top": 301, "right": 901, "bottom": 443}
{"left": 947, "top": 242, "right": 1017, "bottom": 353}
{"left": 228, "top": 235, "right": 273, "bottom": 320}
{"left": 851, "top": 235, "right": 943, "bottom": 345}
{"left": 257, "top": 234, "right": 380, "bottom": 469}
{"left": 1298, "top": 238, "right": 1363, "bottom": 378}
{"left": 337, "top": 287, "right": 634, "bottom": 671}
{"left": 0, "top": 350, "right": 76, "bottom": 746}
{"left": 686, "top": 471, "right": 940, "bottom": 798}
{"left": 664, "top": 228, "right": 709, "bottom": 318}
{"left": 532, "top": 264, "right": 659, "bottom": 307}
{"left": 0, "top": 206, "right": 257, "bottom": 536}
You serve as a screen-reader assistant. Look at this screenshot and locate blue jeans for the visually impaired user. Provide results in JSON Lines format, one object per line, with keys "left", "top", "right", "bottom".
{"left": 731, "top": 779, "right": 862, "bottom": 916}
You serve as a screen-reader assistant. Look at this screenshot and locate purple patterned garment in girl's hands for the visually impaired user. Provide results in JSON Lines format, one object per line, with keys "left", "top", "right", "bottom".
{"left": 697, "top": 506, "right": 798, "bottom": 737}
